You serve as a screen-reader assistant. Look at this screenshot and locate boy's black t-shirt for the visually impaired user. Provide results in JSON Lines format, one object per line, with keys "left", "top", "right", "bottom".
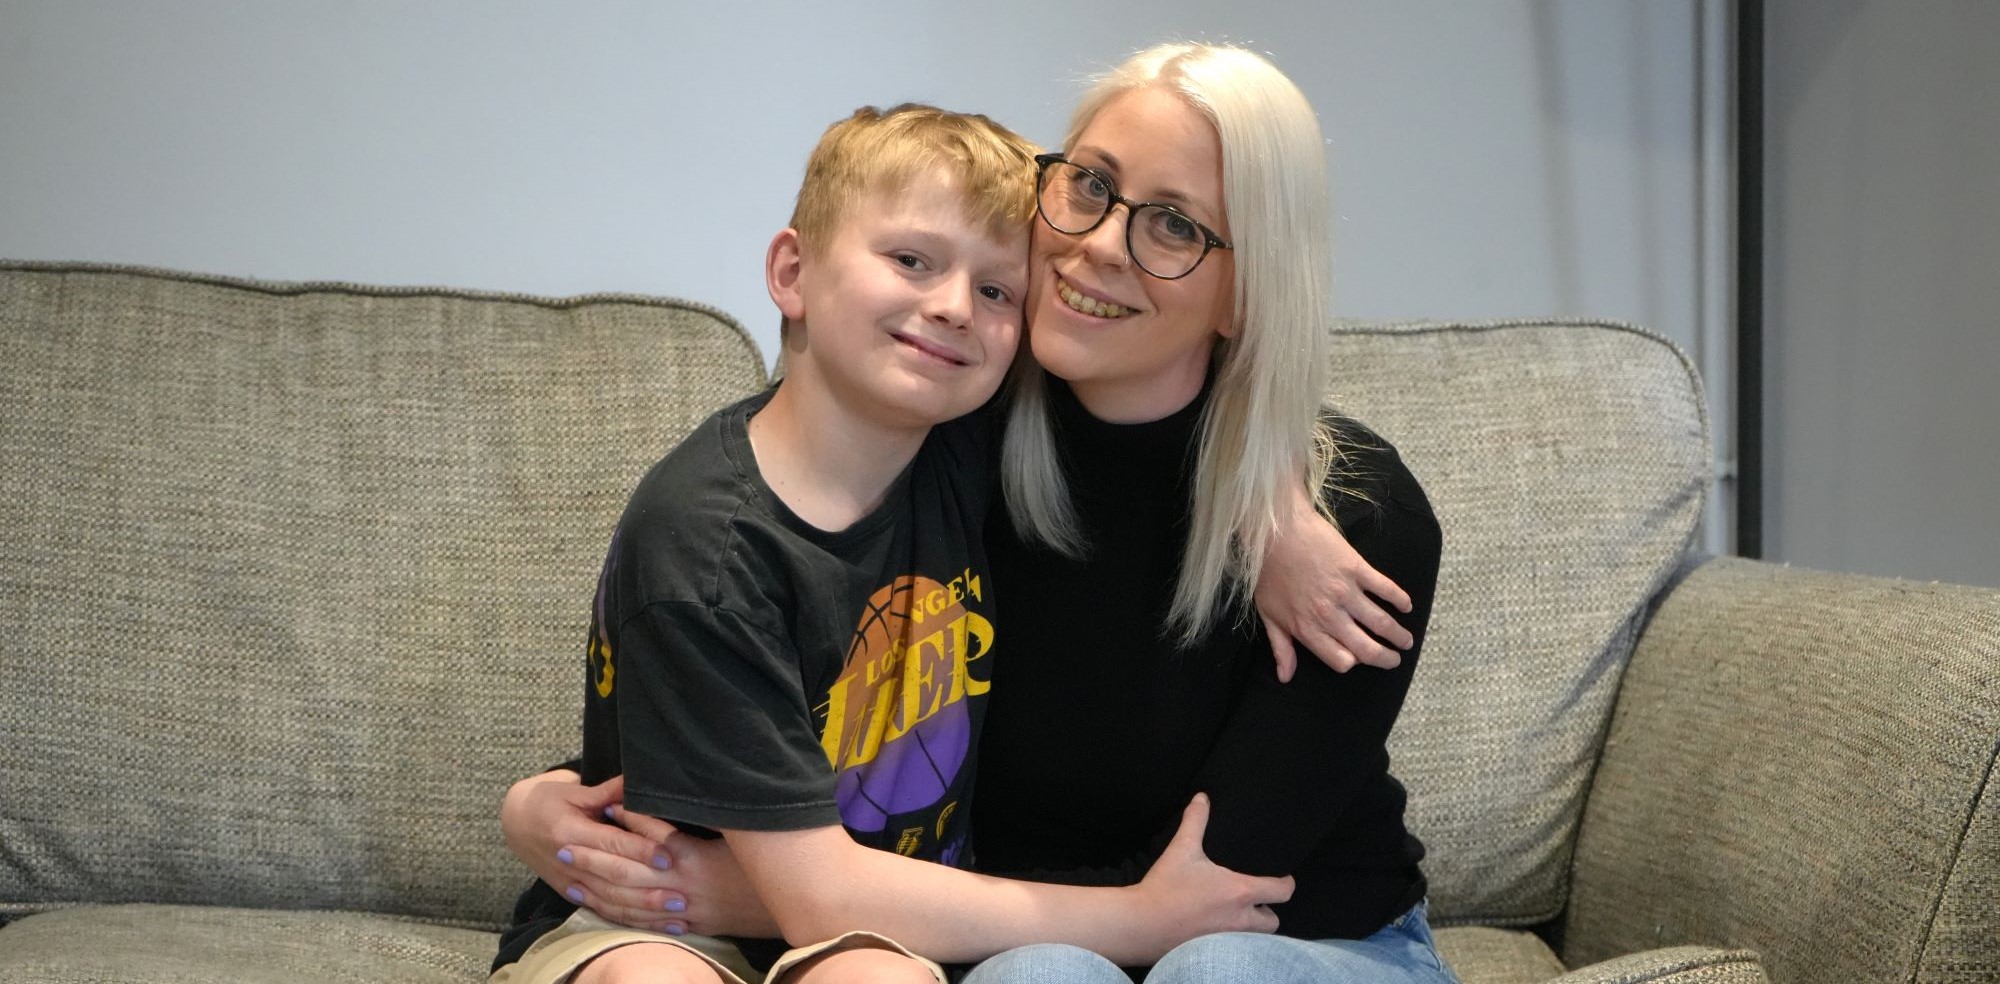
{"left": 496, "top": 387, "right": 999, "bottom": 972}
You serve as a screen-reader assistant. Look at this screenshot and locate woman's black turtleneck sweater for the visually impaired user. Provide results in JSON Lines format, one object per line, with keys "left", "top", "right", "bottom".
{"left": 971, "top": 376, "right": 1443, "bottom": 943}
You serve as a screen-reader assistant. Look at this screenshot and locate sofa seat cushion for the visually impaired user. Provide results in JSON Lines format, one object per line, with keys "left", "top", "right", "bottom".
{"left": 0, "top": 904, "right": 495, "bottom": 983}
{"left": 0, "top": 910, "right": 1760, "bottom": 984}
{"left": 1434, "top": 926, "right": 1567, "bottom": 983}
{"left": 1432, "top": 927, "right": 1765, "bottom": 984}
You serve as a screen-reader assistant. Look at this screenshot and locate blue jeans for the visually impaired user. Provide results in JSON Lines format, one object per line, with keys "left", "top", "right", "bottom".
{"left": 962, "top": 900, "right": 1458, "bottom": 984}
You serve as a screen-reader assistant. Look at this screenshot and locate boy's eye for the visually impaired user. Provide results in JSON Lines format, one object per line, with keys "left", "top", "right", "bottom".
{"left": 893, "top": 252, "right": 929, "bottom": 271}
{"left": 979, "top": 284, "right": 1013, "bottom": 303}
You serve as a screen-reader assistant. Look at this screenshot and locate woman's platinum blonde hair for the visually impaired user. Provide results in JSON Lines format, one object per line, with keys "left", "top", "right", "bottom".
{"left": 1002, "top": 41, "right": 1340, "bottom": 646}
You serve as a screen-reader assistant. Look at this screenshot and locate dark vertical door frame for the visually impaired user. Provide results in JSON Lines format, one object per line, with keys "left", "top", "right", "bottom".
{"left": 1736, "top": 0, "right": 1764, "bottom": 558}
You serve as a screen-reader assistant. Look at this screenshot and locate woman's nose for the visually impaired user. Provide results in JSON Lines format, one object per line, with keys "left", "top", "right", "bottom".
{"left": 1080, "top": 203, "right": 1132, "bottom": 269}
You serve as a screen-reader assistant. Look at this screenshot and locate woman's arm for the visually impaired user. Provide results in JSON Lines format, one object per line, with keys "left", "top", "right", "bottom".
{"left": 1255, "top": 478, "right": 1417, "bottom": 681}
{"left": 1194, "top": 491, "right": 1441, "bottom": 873}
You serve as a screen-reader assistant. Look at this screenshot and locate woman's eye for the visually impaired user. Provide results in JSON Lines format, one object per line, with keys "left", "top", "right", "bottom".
{"left": 1071, "top": 170, "right": 1111, "bottom": 202}
{"left": 1159, "top": 211, "right": 1200, "bottom": 242}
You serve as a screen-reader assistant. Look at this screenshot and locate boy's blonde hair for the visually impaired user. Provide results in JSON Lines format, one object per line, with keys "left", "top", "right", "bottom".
{"left": 1003, "top": 42, "right": 1346, "bottom": 647}
{"left": 779, "top": 104, "right": 1040, "bottom": 350}
{"left": 792, "top": 103, "right": 1039, "bottom": 256}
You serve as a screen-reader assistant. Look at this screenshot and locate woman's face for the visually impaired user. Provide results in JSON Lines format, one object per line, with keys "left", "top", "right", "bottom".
{"left": 1027, "top": 85, "right": 1236, "bottom": 423}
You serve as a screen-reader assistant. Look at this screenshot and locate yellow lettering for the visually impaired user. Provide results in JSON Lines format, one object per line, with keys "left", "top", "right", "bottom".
{"left": 953, "top": 611, "right": 993, "bottom": 697}
{"left": 820, "top": 676, "right": 850, "bottom": 766}
{"left": 884, "top": 625, "right": 949, "bottom": 742}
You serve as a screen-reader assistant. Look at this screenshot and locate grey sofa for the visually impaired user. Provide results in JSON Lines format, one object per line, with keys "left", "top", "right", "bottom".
{"left": 1, "top": 260, "right": 1993, "bottom": 984}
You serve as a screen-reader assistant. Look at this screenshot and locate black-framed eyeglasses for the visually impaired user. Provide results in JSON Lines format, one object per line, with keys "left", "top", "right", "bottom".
{"left": 1033, "top": 153, "right": 1232, "bottom": 281}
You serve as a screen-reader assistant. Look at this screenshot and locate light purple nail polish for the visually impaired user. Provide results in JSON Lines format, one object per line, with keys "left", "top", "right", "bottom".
{"left": 665, "top": 898, "right": 685, "bottom": 912}
{"left": 664, "top": 922, "right": 686, "bottom": 936}
{"left": 565, "top": 886, "right": 584, "bottom": 904}
{"left": 651, "top": 853, "right": 672, "bottom": 871}
{"left": 603, "top": 805, "right": 616, "bottom": 820}
{"left": 556, "top": 848, "right": 573, "bottom": 865}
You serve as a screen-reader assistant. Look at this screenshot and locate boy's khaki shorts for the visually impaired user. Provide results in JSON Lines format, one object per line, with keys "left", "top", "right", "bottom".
{"left": 489, "top": 909, "right": 947, "bottom": 984}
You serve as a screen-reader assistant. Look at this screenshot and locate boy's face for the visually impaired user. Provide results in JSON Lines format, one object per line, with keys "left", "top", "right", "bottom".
{"left": 782, "top": 171, "right": 1027, "bottom": 430}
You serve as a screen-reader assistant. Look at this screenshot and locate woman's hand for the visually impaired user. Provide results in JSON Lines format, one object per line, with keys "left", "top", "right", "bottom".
{"left": 499, "top": 770, "right": 685, "bottom": 932}
{"left": 605, "top": 803, "right": 784, "bottom": 940}
{"left": 1130, "top": 794, "right": 1293, "bottom": 954}
{"left": 498, "top": 769, "right": 781, "bottom": 938}
{"left": 1254, "top": 483, "right": 1414, "bottom": 680}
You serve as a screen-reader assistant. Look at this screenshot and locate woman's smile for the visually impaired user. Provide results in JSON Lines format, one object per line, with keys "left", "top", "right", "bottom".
{"left": 1051, "top": 270, "right": 1137, "bottom": 320}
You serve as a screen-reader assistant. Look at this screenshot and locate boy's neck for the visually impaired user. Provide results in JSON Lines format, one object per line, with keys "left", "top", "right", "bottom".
{"left": 747, "top": 372, "right": 930, "bottom": 533}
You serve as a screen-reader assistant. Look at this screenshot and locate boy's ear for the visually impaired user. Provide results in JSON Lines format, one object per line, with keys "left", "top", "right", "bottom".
{"left": 766, "top": 228, "right": 807, "bottom": 324}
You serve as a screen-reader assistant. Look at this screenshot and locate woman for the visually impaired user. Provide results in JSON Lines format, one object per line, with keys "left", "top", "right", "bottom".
{"left": 505, "top": 43, "right": 1450, "bottom": 983}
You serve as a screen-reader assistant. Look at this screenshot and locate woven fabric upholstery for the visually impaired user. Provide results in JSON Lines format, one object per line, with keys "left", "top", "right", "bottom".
{"left": 1431, "top": 928, "right": 1763, "bottom": 984}
{"left": 1433, "top": 927, "right": 1567, "bottom": 984}
{"left": 0, "top": 262, "right": 768, "bottom": 927}
{"left": 0, "top": 905, "right": 495, "bottom": 983}
{"left": 1547, "top": 948, "right": 1767, "bottom": 984}
{"left": 1924, "top": 772, "right": 1998, "bottom": 984}
{"left": 1563, "top": 556, "right": 2000, "bottom": 984}
{"left": 1324, "top": 320, "right": 1710, "bottom": 923}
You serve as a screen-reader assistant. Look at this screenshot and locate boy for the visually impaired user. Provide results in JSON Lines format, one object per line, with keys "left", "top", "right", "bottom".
{"left": 493, "top": 104, "right": 1286, "bottom": 984}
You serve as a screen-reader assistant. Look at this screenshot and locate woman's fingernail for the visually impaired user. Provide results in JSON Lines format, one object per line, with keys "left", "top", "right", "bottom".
{"left": 565, "top": 886, "right": 584, "bottom": 904}
{"left": 664, "top": 922, "right": 686, "bottom": 936}
{"left": 556, "top": 848, "right": 574, "bottom": 865}
{"left": 603, "top": 805, "right": 617, "bottom": 820}
{"left": 665, "top": 898, "right": 686, "bottom": 912}
{"left": 651, "top": 852, "right": 672, "bottom": 871}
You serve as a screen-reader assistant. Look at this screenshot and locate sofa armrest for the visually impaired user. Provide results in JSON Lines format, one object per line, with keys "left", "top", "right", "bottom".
{"left": 1561, "top": 556, "right": 1998, "bottom": 984}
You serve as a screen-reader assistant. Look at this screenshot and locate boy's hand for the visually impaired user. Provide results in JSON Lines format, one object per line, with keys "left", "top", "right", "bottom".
{"left": 1130, "top": 794, "right": 1292, "bottom": 952}
{"left": 1255, "top": 484, "right": 1412, "bottom": 681}
{"left": 499, "top": 771, "right": 686, "bottom": 932}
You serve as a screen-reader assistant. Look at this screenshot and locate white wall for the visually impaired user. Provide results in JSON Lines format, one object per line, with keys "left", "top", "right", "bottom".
{"left": 1, "top": 0, "right": 1732, "bottom": 540}
{"left": 1764, "top": 1, "right": 2000, "bottom": 588}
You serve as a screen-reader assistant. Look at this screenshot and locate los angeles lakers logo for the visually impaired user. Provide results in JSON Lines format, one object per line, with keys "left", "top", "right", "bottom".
{"left": 821, "top": 570, "right": 992, "bottom": 833}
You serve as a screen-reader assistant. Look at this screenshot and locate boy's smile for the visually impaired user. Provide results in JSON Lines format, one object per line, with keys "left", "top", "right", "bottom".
{"left": 782, "top": 171, "right": 1027, "bottom": 432}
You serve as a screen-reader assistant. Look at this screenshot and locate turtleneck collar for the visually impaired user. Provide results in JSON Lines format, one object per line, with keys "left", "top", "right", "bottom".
{"left": 1046, "top": 371, "right": 1214, "bottom": 495}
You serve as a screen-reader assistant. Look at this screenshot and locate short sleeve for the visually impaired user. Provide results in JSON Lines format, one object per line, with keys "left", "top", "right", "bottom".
{"left": 614, "top": 600, "right": 841, "bottom": 832}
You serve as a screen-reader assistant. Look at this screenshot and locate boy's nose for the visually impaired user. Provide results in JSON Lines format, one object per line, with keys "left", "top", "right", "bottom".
{"left": 924, "top": 272, "right": 974, "bottom": 328}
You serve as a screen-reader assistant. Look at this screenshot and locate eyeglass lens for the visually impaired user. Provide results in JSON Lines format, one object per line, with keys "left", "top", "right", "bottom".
{"left": 1039, "top": 160, "right": 1210, "bottom": 279}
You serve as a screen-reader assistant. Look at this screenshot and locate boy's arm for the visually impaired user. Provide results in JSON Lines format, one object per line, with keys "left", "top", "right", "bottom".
{"left": 504, "top": 772, "right": 1291, "bottom": 959}
{"left": 718, "top": 793, "right": 1290, "bottom": 966}
{"left": 615, "top": 600, "right": 1289, "bottom": 962}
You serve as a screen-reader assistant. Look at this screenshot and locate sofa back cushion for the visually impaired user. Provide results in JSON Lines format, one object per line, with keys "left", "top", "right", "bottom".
{"left": 0, "top": 262, "right": 767, "bottom": 928}
{"left": 1325, "top": 320, "right": 1709, "bottom": 926}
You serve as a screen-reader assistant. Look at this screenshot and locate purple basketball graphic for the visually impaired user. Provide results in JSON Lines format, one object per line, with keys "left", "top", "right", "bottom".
{"left": 825, "top": 574, "right": 990, "bottom": 834}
